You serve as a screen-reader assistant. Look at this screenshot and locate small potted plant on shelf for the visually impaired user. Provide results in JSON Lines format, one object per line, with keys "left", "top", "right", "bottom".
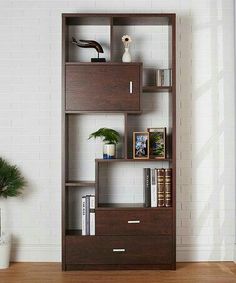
{"left": 0, "top": 157, "right": 25, "bottom": 269}
{"left": 88, "top": 128, "right": 120, "bottom": 159}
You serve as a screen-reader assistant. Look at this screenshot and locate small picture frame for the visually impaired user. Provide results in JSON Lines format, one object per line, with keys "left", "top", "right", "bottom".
{"left": 133, "top": 132, "right": 149, "bottom": 159}
{"left": 148, "top": 128, "right": 166, "bottom": 159}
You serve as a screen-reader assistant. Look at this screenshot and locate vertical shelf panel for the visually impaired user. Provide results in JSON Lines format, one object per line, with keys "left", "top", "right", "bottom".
{"left": 170, "top": 14, "right": 176, "bottom": 268}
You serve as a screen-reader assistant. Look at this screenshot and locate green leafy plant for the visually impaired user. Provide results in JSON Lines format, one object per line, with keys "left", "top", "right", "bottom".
{"left": 0, "top": 158, "right": 26, "bottom": 198}
{"left": 88, "top": 128, "right": 120, "bottom": 144}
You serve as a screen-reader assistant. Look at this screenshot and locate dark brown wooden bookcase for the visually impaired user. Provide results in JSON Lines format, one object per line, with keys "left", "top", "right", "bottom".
{"left": 62, "top": 13, "right": 176, "bottom": 271}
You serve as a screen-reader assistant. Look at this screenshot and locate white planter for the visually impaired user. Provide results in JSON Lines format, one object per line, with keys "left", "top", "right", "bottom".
{"left": 0, "top": 234, "right": 11, "bottom": 269}
{"left": 103, "top": 144, "right": 116, "bottom": 159}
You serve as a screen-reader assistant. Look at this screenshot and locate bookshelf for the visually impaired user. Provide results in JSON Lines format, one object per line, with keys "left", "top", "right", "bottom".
{"left": 62, "top": 13, "right": 176, "bottom": 270}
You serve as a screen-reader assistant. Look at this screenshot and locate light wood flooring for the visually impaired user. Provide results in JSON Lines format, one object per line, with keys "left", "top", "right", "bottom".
{"left": 0, "top": 262, "right": 236, "bottom": 283}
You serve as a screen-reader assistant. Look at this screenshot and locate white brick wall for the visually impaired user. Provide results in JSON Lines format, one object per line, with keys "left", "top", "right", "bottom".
{"left": 0, "top": 0, "right": 234, "bottom": 262}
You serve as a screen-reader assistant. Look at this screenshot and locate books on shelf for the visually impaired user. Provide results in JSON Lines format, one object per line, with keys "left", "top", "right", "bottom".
{"left": 164, "top": 169, "right": 172, "bottom": 207}
{"left": 89, "top": 195, "right": 95, "bottom": 235}
{"left": 82, "top": 196, "right": 86, "bottom": 235}
{"left": 151, "top": 168, "right": 157, "bottom": 207}
{"left": 156, "top": 69, "right": 172, "bottom": 87}
{"left": 143, "top": 168, "right": 172, "bottom": 208}
{"left": 157, "top": 168, "right": 165, "bottom": 207}
{"left": 81, "top": 194, "right": 95, "bottom": 236}
{"left": 143, "top": 168, "right": 151, "bottom": 207}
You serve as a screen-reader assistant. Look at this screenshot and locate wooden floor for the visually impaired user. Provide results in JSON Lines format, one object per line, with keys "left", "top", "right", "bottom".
{"left": 0, "top": 262, "right": 236, "bottom": 283}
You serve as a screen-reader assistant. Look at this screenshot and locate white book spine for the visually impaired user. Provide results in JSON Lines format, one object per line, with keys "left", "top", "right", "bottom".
{"left": 82, "top": 197, "right": 86, "bottom": 236}
{"left": 89, "top": 195, "right": 95, "bottom": 236}
{"left": 151, "top": 169, "right": 157, "bottom": 207}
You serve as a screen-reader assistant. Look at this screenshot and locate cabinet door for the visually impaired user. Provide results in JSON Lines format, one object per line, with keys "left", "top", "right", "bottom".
{"left": 65, "top": 64, "right": 141, "bottom": 111}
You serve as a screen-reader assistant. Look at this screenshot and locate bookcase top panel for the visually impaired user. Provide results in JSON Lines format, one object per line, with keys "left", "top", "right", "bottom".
{"left": 63, "top": 13, "right": 175, "bottom": 26}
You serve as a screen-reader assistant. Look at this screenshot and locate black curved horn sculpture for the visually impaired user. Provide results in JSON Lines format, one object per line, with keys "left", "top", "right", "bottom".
{"left": 72, "top": 37, "right": 106, "bottom": 62}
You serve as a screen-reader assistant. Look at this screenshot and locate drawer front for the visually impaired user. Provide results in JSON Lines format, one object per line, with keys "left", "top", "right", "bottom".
{"left": 66, "top": 235, "right": 172, "bottom": 265}
{"left": 96, "top": 210, "right": 172, "bottom": 235}
{"left": 65, "top": 64, "right": 141, "bottom": 111}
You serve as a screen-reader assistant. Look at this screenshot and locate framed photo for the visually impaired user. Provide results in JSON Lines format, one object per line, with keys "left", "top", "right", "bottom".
{"left": 148, "top": 128, "right": 166, "bottom": 159}
{"left": 133, "top": 132, "right": 149, "bottom": 159}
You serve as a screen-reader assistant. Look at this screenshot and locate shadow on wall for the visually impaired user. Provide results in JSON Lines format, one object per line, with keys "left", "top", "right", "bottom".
{"left": 177, "top": 2, "right": 235, "bottom": 261}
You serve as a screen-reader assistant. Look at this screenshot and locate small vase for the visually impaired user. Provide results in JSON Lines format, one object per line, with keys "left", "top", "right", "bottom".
{"left": 103, "top": 144, "right": 116, "bottom": 159}
{"left": 122, "top": 47, "right": 131, "bottom": 62}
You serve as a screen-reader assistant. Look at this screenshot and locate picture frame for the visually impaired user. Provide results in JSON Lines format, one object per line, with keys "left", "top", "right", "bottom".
{"left": 133, "top": 132, "right": 149, "bottom": 159}
{"left": 148, "top": 128, "right": 166, "bottom": 159}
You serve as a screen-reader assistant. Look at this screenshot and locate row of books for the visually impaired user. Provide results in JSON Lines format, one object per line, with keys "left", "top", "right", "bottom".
{"left": 144, "top": 168, "right": 172, "bottom": 207}
{"left": 82, "top": 195, "right": 95, "bottom": 235}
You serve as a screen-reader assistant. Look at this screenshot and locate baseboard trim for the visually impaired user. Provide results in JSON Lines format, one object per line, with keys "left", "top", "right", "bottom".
{"left": 11, "top": 244, "right": 61, "bottom": 262}
{"left": 233, "top": 243, "right": 236, "bottom": 263}
{"left": 10, "top": 244, "right": 234, "bottom": 262}
{"left": 177, "top": 244, "right": 234, "bottom": 262}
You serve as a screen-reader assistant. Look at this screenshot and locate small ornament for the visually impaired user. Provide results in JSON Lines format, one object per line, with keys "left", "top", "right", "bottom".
{"left": 122, "top": 35, "right": 132, "bottom": 62}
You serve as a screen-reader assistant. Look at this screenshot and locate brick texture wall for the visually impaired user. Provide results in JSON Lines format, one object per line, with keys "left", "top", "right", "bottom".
{"left": 0, "top": 0, "right": 234, "bottom": 262}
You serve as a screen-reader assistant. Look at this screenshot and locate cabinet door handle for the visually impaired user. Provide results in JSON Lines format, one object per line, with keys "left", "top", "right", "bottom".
{"left": 113, "top": 248, "right": 126, "bottom": 253}
{"left": 128, "top": 220, "right": 140, "bottom": 224}
{"left": 129, "top": 81, "right": 133, "bottom": 94}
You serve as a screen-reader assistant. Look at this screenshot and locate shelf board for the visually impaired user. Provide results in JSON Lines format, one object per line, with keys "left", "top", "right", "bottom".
{"left": 64, "top": 15, "right": 111, "bottom": 26}
{"left": 98, "top": 203, "right": 145, "bottom": 208}
{"left": 95, "top": 158, "right": 172, "bottom": 163}
{"left": 65, "top": 110, "right": 142, "bottom": 115}
{"left": 97, "top": 203, "right": 173, "bottom": 210}
{"left": 65, "top": 62, "right": 142, "bottom": 66}
{"left": 63, "top": 13, "right": 174, "bottom": 26}
{"left": 65, "top": 181, "right": 95, "bottom": 187}
{"left": 66, "top": 229, "right": 82, "bottom": 236}
{"left": 112, "top": 15, "right": 172, "bottom": 26}
{"left": 143, "top": 86, "right": 172, "bottom": 93}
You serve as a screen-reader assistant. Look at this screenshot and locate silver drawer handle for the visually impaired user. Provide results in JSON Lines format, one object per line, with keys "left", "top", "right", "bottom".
{"left": 129, "top": 81, "right": 133, "bottom": 94}
{"left": 113, "top": 249, "right": 126, "bottom": 253}
{"left": 128, "top": 220, "right": 140, "bottom": 224}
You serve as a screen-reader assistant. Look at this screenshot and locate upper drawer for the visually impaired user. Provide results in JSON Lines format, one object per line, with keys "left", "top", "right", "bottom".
{"left": 65, "top": 63, "right": 142, "bottom": 111}
{"left": 96, "top": 209, "right": 173, "bottom": 235}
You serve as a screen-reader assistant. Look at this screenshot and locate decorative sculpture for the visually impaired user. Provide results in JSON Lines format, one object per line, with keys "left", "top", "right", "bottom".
{"left": 72, "top": 37, "right": 106, "bottom": 62}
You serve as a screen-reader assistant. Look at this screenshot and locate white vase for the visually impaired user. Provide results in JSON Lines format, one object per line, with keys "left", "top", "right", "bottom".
{"left": 0, "top": 233, "right": 11, "bottom": 269}
{"left": 122, "top": 47, "right": 131, "bottom": 62}
{"left": 103, "top": 144, "right": 116, "bottom": 159}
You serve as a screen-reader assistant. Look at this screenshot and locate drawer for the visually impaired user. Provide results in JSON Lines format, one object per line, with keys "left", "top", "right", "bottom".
{"left": 96, "top": 209, "right": 172, "bottom": 235}
{"left": 66, "top": 235, "right": 172, "bottom": 265}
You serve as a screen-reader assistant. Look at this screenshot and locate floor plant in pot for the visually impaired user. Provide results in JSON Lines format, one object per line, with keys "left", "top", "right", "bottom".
{"left": 88, "top": 128, "right": 120, "bottom": 159}
{"left": 0, "top": 157, "right": 25, "bottom": 269}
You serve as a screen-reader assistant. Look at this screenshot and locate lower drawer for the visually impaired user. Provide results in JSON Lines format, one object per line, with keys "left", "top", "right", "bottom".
{"left": 66, "top": 235, "right": 172, "bottom": 265}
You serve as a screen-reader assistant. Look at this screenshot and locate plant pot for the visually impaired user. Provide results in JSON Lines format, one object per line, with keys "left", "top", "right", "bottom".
{"left": 103, "top": 144, "right": 116, "bottom": 159}
{"left": 0, "top": 233, "right": 11, "bottom": 269}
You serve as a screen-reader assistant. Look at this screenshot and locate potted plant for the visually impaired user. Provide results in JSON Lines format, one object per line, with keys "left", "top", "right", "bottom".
{"left": 88, "top": 128, "right": 120, "bottom": 159}
{"left": 0, "top": 157, "right": 25, "bottom": 269}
